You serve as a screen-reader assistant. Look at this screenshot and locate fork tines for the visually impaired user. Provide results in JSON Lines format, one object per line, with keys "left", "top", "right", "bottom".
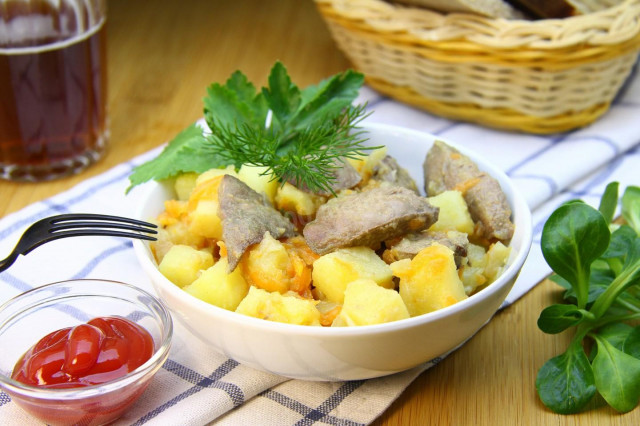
{"left": 46, "top": 214, "right": 158, "bottom": 240}
{"left": 0, "top": 214, "right": 161, "bottom": 273}
{"left": 49, "top": 214, "right": 158, "bottom": 228}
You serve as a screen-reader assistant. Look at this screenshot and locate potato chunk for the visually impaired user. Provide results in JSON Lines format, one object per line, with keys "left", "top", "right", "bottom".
{"left": 195, "top": 165, "right": 238, "bottom": 186}
{"left": 241, "top": 233, "right": 315, "bottom": 297}
{"left": 312, "top": 247, "right": 393, "bottom": 304}
{"left": 427, "top": 190, "right": 474, "bottom": 234}
{"left": 188, "top": 199, "right": 223, "bottom": 240}
{"left": 183, "top": 257, "right": 249, "bottom": 311}
{"left": 238, "top": 164, "right": 278, "bottom": 205}
{"left": 235, "top": 287, "right": 321, "bottom": 326}
{"left": 186, "top": 175, "right": 224, "bottom": 240}
{"left": 460, "top": 243, "right": 488, "bottom": 294}
{"left": 158, "top": 244, "right": 214, "bottom": 288}
{"left": 152, "top": 219, "right": 208, "bottom": 264}
{"left": 333, "top": 279, "right": 409, "bottom": 326}
{"left": 174, "top": 173, "right": 199, "bottom": 201}
{"left": 460, "top": 241, "right": 511, "bottom": 294}
{"left": 391, "top": 243, "right": 467, "bottom": 316}
{"left": 275, "top": 182, "right": 325, "bottom": 216}
{"left": 347, "top": 146, "right": 387, "bottom": 181}
{"left": 241, "top": 232, "right": 291, "bottom": 294}
{"left": 484, "top": 241, "right": 511, "bottom": 283}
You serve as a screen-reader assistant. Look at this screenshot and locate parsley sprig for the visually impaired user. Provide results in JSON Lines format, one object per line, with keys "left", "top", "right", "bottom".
{"left": 536, "top": 183, "right": 640, "bottom": 414}
{"left": 127, "top": 62, "right": 371, "bottom": 193}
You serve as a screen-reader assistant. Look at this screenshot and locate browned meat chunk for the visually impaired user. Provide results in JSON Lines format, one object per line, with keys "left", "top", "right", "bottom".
{"left": 290, "top": 158, "right": 361, "bottom": 196}
{"left": 371, "top": 155, "right": 419, "bottom": 194}
{"left": 423, "top": 141, "right": 514, "bottom": 242}
{"left": 383, "top": 230, "right": 469, "bottom": 267}
{"left": 303, "top": 186, "right": 439, "bottom": 255}
{"left": 218, "top": 175, "right": 295, "bottom": 271}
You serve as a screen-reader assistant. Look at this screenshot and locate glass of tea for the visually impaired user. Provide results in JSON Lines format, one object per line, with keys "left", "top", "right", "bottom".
{"left": 0, "top": 0, "right": 107, "bottom": 182}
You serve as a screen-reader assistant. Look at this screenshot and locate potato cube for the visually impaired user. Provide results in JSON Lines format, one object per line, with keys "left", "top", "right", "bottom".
{"left": 347, "top": 146, "right": 387, "bottom": 180}
{"left": 163, "top": 220, "right": 206, "bottom": 248}
{"left": 241, "top": 232, "right": 291, "bottom": 294}
{"left": 158, "top": 244, "right": 214, "bottom": 288}
{"left": 174, "top": 173, "right": 199, "bottom": 201}
{"left": 460, "top": 243, "right": 487, "bottom": 294}
{"left": 238, "top": 164, "right": 278, "bottom": 205}
{"left": 151, "top": 227, "right": 174, "bottom": 263}
{"left": 188, "top": 199, "right": 222, "bottom": 239}
{"left": 332, "top": 279, "right": 409, "bottom": 326}
{"left": 391, "top": 243, "right": 467, "bottom": 316}
{"left": 484, "top": 241, "right": 511, "bottom": 283}
{"left": 183, "top": 257, "right": 249, "bottom": 311}
{"left": 195, "top": 165, "right": 238, "bottom": 186}
{"left": 427, "top": 190, "right": 474, "bottom": 234}
{"left": 275, "top": 182, "right": 325, "bottom": 216}
{"left": 312, "top": 247, "right": 393, "bottom": 304}
{"left": 235, "top": 287, "right": 321, "bottom": 326}
{"left": 460, "top": 242, "right": 511, "bottom": 294}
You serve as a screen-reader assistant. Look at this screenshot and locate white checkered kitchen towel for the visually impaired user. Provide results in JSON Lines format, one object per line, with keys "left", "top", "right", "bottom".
{"left": 1, "top": 68, "right": 640, "bottom": 425}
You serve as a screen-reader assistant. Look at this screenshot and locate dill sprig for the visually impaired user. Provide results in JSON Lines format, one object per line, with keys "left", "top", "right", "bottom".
{"left": 205, "top": 103, "right": 371, "bottom": 194}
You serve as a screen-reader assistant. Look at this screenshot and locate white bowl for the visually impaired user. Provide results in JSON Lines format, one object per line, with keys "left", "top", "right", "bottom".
{"left": 133, "top": 122, "right": 533, "bottom": 381}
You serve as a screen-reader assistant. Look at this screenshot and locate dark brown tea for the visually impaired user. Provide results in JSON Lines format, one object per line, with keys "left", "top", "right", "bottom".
{"left": 0, "top": 0, "right": 107, "bottom": 181}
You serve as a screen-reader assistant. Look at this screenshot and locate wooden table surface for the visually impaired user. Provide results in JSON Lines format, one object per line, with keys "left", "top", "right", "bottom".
{"left": 1, "top": 1, "right": 638, "bottom": 424}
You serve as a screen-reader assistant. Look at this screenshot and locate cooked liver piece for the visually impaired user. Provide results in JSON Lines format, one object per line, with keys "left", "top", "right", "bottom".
{"left": 384, "top": 230, "right": 468, "bottom": 265}
{"left": 303, "top": 186, "right": 439, "bottom": 255}
{"left": 218, "top": 175, "right": 295, "bottom": 271}
{"left": 423, "top": 140, "right": 514, "bottom": 242}
{"left": 371, "top": 155, "right": 419, "bottom": 194}
{"left": 290, "top": 158, "right": 361, "bottom": 196}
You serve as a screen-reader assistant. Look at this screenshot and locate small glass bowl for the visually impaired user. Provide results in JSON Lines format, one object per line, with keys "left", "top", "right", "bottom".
{"left": 0, "top": 279, "right": 173, "bottom": 426}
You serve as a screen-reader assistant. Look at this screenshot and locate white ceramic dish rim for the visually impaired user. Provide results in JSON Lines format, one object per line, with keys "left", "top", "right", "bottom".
{"left": 133, "top": 122, "right": 533, "bottom": 338}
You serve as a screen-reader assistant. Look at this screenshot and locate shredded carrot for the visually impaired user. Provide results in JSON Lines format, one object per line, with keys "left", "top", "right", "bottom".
{"left": 217, "top": 241, "right": 227, "bottom": 258}
{"left": 238, "top": 237, "right": 316, "bottom": 296}
{"left": 239, "top": 241, "right": 290, "bottom": 293}
{"left": 156, "top": 212, "right": 177, "bottom": 227}
{"left": 156, "top": 200, "right": 188, "bottom": 226}
{"left": 453, "top": 176, "right": 482, "bottom": 195}
{"left": 382, "top": 249, "right": 398, "bottom": 265}
{"left": 287, "top": 253, "right": 313, "bottom": 298}
{"left": 244, "top": 265, "right": 288, "bottom": 293}
{"left": 165, "top": 199, "right": 187, "bottom": 217}
{"left": 283, "top": 236, "right": 319, "bottom": 265}
{"left": 319, "top": 306, "right": 342, "bottom": 327}
{"left": 408, "top": 217, "right": 427, "bottom": 231}
{"left": 187, "top": 175, "right": 223, "bottom": 212}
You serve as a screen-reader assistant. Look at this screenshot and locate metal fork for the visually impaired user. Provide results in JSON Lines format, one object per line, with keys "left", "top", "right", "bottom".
{"left": 0, "top": 213, "right": 158, "bottom": 273}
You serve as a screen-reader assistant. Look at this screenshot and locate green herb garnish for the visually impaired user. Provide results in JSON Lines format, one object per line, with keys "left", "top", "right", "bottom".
{"left": 536, "top": 182, "right": 640, "bottom": 414}
{"left": 126, "top": 62, "right": 372, "bottom": 193}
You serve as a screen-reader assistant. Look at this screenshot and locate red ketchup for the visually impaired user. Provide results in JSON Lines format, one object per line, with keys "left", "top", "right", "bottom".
{"left": 12, "top": 316, "right": 154, "bottom": 388}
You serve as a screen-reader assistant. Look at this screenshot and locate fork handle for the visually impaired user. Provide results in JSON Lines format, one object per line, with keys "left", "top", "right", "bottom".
{"left": 0, "top": 252, "right": 19, "bottom": 273}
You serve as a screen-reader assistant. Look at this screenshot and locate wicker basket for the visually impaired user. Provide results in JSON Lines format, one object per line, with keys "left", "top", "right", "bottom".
{"left": 316, "top": 0, "right": 640, "bottom": 134}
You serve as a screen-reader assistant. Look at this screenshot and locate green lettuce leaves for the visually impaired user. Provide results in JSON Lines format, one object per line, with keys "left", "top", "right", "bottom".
{"left": 536, "top": 183, "right": 640, "bottom": 414}
{"left": 127, "top": 62, "right": 367, "bottom": 193}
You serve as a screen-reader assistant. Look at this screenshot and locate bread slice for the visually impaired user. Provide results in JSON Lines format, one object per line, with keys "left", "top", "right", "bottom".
{"left": 392, "top": 0, "right": 525, "bottom": 19}
{"left": 506, "top": 0, "right": 620, "bottom": 18}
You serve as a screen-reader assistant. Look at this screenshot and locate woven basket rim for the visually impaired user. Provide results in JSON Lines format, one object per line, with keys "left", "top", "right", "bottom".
{"left": 316, "top": 0, "right": 640, "bottom": 49}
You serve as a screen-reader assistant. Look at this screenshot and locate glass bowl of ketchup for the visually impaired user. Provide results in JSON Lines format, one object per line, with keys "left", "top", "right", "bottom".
{"left": 0, "top": 279, "right": 173, "bottom": 426}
